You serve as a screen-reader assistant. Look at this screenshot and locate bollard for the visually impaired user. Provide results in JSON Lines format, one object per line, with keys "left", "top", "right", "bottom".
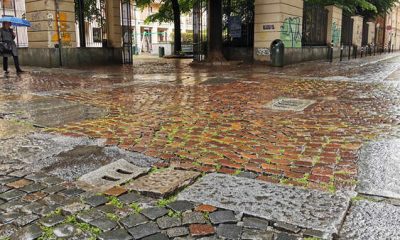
{"left": 340, "top": 46, "right": 343, "bottom": 61}
{"left": 330, "top": 46, "right": 334, "bottom": 62}
{"left": 348, "top": 45, "right": 351, "bottom": 60}
{"left": 360, "top": 47, "right": 363, "bottom": 58}
{"left": 353, "top": 46, "right": 357, "bottom": 59}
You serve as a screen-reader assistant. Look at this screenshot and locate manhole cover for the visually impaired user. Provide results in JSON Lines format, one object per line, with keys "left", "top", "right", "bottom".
{"left": 265, "top": 98, "right": 316, "bottom": 111}
{"left": 76, "top": 159, "right": 149, "bottom": 192}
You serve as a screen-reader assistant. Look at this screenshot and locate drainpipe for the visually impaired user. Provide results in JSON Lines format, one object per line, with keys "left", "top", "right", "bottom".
{"left": 54, "top": 0, "right": 63, "bottom": 66}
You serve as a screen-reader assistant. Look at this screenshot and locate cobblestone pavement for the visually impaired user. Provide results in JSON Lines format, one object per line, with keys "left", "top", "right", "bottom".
{"left": 0, "top": 54, "right": 400, "bottom": 239}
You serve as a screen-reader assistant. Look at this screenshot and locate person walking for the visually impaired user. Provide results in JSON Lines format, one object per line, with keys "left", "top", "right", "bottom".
{"left": 0, "top": 21, "right": 23, "bottom": 74}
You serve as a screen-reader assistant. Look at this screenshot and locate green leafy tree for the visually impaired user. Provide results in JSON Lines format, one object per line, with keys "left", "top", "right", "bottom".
{"left": 136, "top": 0, "right": 194, "bottom": 54}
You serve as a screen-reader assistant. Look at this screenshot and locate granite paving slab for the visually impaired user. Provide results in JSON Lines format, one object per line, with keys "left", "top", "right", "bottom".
{"left": 127, "top": 169, "right": 200, "bottom": 197}
{"left": 0, "top": 97, "right": 108, "bottom": 127}
{"left": 77, "top": 159, "right": 149, "bottom": 192}
{"left": 356, "top": 140, "right": 400, "bottom": 199}
{"left": 339, "top": 200, "right": 400, "bottom": 240}
{"left": 0, "top": 119, "right": 33, "bottom": 140}
{"left": 178, "top": 173, "right": 350, "bottom": 236}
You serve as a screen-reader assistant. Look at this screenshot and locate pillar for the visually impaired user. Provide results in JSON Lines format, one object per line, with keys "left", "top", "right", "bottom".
{"left": 351, "top": 15, "right": 363, "bottom": 47}
{"left": 106, "top": 0, "right": 121, "bottom": 48}
{"left": 254, "top": 0, "right": 303, "bottom": 61}
{"left": 325, "top": 5, "right": 342, "bottom": 47}
{"left": 367, "top": 22, "right": 376, "bottom": 45}
{"left": 26, "top": 0, "right": 76, "bottom": 48}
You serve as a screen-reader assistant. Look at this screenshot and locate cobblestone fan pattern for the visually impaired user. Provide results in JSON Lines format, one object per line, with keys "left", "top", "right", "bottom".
{"left": 0, "top": 173, "right": 328, "bottom": 240}
{"left": 179, "top": 173, "right": 350, "bottom": 236}
{"left": 37, "top": 56, "right": 400, "bottom": 192}
{"left": 339, "top": 200, "right": 400, "bottom": 239}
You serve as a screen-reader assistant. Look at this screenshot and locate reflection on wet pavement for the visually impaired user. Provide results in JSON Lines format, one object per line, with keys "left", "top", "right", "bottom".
{"left": 0, "top": 54, "right": 400, "bottom": 192}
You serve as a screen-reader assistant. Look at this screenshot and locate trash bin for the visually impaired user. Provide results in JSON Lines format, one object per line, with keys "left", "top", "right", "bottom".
{"left": 159, "top": 47, "right": 165, "bottom": 57}
{"left": 270, "top": 39, "right": 285, "bottom": 67}
{"left": 132, "top": 46, "right": 138, "bottom": 55}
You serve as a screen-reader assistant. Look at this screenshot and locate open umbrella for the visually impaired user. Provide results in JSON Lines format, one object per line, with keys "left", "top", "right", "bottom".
{"left": 0, "top": 16, "right": 31, "bottom": 27}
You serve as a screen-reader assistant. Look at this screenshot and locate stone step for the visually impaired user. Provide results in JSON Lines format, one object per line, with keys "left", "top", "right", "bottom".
{"left": 178, "top": 173, "right": 351, "bottom": 238}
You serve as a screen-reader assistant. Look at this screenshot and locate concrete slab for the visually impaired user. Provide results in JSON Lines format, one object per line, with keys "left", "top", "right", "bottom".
{"left": 178, "top": 173, "right": 350, "bottom": 236}
{"left": 77, "top": 159, "right": 149, "bottom": 192}
{"left": 128, "top": 169, "right": 200, "bottom": 197}
{"left": 357, "top": 140, "right": 400, "bottom": 199}
{"left": 339, "top": 200, "right": 400, "bottom": 240}
{"left": 265, "top": 98, "right": 316, "bottom": 111}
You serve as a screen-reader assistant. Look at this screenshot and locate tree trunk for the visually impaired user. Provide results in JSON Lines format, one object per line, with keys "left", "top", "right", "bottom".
{"left": 207, "top": 0, "right": 225, "bottom": 62}
{"left": 172, "top": 0, "right": 182, "bottom": 54}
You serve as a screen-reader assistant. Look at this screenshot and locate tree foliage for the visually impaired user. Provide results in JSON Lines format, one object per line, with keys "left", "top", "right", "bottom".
{"left": 74, "top": 0, "right": 104, "bottom": 24}
{"left": 305, "top": 0, "right": 399, "bottom": 17}
{"left": 136, "top": 0, "right": 194, "bottom": 24}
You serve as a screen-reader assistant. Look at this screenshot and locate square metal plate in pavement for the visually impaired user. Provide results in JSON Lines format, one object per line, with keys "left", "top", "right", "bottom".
{"left": 127, "top": 169, "right": 201, "bottom": 198}
{"left": 265, "top": 98, "right": 316, "bottom": 111}
{"left": 76, "top": 159, "right": 149, "bottom": 192}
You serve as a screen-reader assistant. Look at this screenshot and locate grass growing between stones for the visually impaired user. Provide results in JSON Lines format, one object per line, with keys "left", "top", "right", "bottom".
{"left": 108, "top": 196, "right": 124, "bottom": 209}
{"left": 130, "top": 202, "right": 142, "bottom": 214}
{"left": 157, "top": 196, "right": 177, "bottom": 207}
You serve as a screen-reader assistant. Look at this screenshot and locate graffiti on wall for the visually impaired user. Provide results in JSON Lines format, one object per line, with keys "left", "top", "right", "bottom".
{"left": 256, "top": 48, "right": 271, "bottom": 56}
{"left": 280, "top": 17, "right": 302, "bottom": 48}
{"left": 332, "top": 22, "right": 341, "bottom": 46}
{"left": 51, "top": 12, "right": 72, "bottom": 46}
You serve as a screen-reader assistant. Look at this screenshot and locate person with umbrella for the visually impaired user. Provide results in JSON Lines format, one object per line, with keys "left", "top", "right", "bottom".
{"left": 0, "top": 16, "right": 30, "bottom": 73}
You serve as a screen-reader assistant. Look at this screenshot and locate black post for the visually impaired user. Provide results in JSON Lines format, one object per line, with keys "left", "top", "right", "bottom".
{"left": 340, "top": 46, "right": 343, "bottom": 61}
{"left": 78, "top": 0, "right": 86, "bottom": 48}
{"left": 361, "top": 47, "right": 363, "bottom": 58}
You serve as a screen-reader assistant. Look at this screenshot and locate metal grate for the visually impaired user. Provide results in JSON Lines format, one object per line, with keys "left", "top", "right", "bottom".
{"left": 302, "top": 3, "right": 328, "bottom": 46}
{"left": 266, "top": 98, "right": 316, "bottom": 111}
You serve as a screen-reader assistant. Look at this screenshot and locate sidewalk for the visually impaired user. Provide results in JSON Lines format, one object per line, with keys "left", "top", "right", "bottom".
{"left": 0, "top": 54, "right": 400, "bottom": 239}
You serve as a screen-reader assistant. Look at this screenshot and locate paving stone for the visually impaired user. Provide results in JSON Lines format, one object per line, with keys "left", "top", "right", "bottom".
{"left": 0, "top": 176, "right": 19, "bottom": 185}
{"left": 189, "top": 224, "right": 215, "bottom": 237}
{"left": 339, "top": 200, "right": 400, "bottom": 240}
{"left": 216, "top": 224, "right": 242, "bottom": 240}
{"left": 60, "top": 188, "right": 85, "bottom": 197}
{"left": 128, "top": 169, "right": 200, "bottom": 197}
{"left": 98, "top": 228, "right": 133, "bottom": 240}
{"left": 120, "top": 214, "right": 148, "bottom": 228}
{"left": 97, "top": 204, "right": 118, "bottom": 214}
{"left": 0, "top": 189, "right": 25, "bottom": 201}
{"left": 85, "top": 195, "right": 109, "bottom": 207}
{"left": 22, "top": 192, "right": 48, "bottom": 202}
{"left": 241, "top": 229, "right": 275, "bottom": 240}
{"left": 39, "top": 214, "right": 65, "bottom": 227}
{"left": 209, "top": 210, "right": 237, "bottom": 224}
{"left": 6, "top": 179, "right": 32, "bottom": 189}
{"left": 127, "top": 222, "right": 160, "bottom": 239}
{"left": 42, "top": 176, "right": 64, "bottom": 186}
{"left": 10, "top": 224, "right": 42, "bottom": 240}
{"left": 0, "top": 199, "right": 27, "bottom": 212}
{"left": 166, "top": 227, "right": 189, "bottom": 238}
{"left": 237, "top": 171, "right": 258, "bottom": 179}
{"left": 142, "top": 233, "right": 169, "bottom": 240}
{"left": 303, "top": 229, "right": 327, "bottom": 239}
{"left": 273, "top": 222, "right": 301, "bottom": 233}
{"left": 275, "top": 232, "right": 299, "bottom": 240}
{"left": 182, "top": 212, "right": 207, "bottom": 225}
{"left": 77, "top": 159, "right": 149, "bottom": 192}
{"left": 243, "top": 217, "right": 269, "bottom": 230}
{"left": 0, "top": 212, "right": 20, "bottom": 224}
{"left": 0, "top": 224, "right": 17, "bottom": 238}
{"left": 90, "top": 218, "right": 118, "bottom": 232}
{"left": 8, "top": 170, "right": 31, "bottom": 178}
{"left": 357, "top": 140, "right": 400, "bottom": 199}
{"left": 118, "top": 192, "right": 143, "bottom": 204}
{"left": 156, "top": 216, "right": 181, "bottom": 229}
{"left": 19, "top": 183, "right": 46, "bottom": 194}
{"left": 42, "top": 185, "right": 66, "bottom": 194}
{"left": 62, "top": 202, "right": 90, "bottom": 214}
{"left": 195, "top": 205, "right": 217, "bottom": 213}
{"left": 178, "top": 173, "right": 350, "bottom": 235}
{"left": 167, "top": 200, "right": 194, "bottom": 212}
{"left": 0, "top": 119, "right": 34, "bottom": 140}
{"left": 77, "top": 208, "right": 105, "bottom": 223}
{"left": 13, "top": 214, "right": 40, "bottom": 227}
{"left": 0, "top": 185, "right": 10, "bottom": 194}
{"left": 25, "top": 173, "right": 50, "bottom": 181}
{"left": 53, "top": 224, "right": 80, "bottom": 238}
{"left": 141, "top": 207, "right": 168, "bottom": 220}
{"left": 104, "top": 186, "right": 128, "bottom": 196}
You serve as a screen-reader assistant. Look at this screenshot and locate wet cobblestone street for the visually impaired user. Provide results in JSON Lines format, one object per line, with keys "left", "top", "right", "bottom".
{"left": 1, "top": 54, "right": 400, "bottom": 239}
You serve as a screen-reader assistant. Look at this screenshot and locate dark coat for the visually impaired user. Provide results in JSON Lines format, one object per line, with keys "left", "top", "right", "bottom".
{"left": 0, "top": 28, "right": 18, "bottom": 57}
